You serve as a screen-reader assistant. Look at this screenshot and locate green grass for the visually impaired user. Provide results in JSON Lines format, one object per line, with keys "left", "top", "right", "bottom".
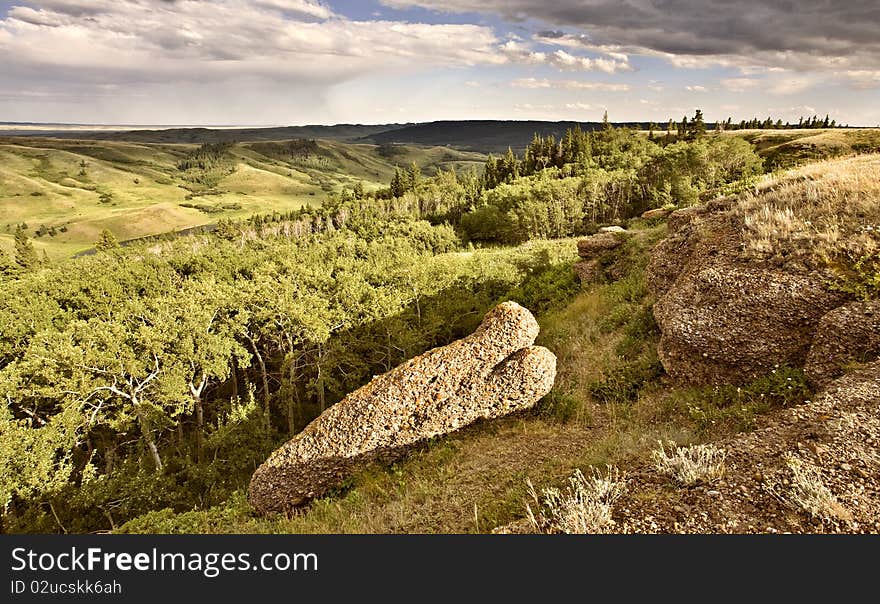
{"left": 727, "top": 128, "right": 880, "bottom": 169}
{"left": 0, "top": 137, "right": 484, "bottom": 260}
{"left": 114, "top": 223, "right": 713, "bottom": 534}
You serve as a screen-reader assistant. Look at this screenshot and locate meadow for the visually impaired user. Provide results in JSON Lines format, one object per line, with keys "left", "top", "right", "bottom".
{"left": 0, "top": 136, "right": 484, "bottom": 259}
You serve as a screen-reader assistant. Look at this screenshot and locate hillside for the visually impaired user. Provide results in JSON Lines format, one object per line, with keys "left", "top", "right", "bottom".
{"left": 730, "top": 128, "right": 880, "bottom": 168}
{"left": 0, "top": 123, "right": 410, "bottom": 143}
{"left": 2, "top": 123, "right": 877, "bottom": 536}
{"left": 117, "top": 154, "right": 879, "bottom": 534}
{"left": 0, "top": 137, "right": 484, "bottom": 259}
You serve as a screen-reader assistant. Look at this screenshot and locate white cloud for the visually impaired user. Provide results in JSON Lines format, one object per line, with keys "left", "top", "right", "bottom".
{"left": 843, "top": 70, "right": 880, "bottom": 89}
{"left": 720, "top": 78, "right": 760, "bottom": 92}
{"left": 498, "top": 41, "right": 631, "bottom": 73}
{"left": 510, "top": 78, "right": 630, "bottom": 91}
{"left": 685, "top": 85, "right": 708, "bottom": 92}
{"left": 0, "top": 2, "right": 509, "bottom": 85}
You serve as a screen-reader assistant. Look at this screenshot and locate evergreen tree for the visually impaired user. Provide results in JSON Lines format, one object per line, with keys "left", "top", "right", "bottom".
{"left": 408, "top": 161, "right": 421, "bottom": 190}
{"left": 13, "top": 224, "right": 39, "bottom": 273}
{"left": 390, "top": 167, "right": 406, "bottom": 198}
{"left": 689, "top": 109, "right": 706, "bottom": 138}
{"left": 95, "top": 229, "right": 120, "bottom": 252}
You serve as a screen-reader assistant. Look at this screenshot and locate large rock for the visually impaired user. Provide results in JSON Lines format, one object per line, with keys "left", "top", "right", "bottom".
{"left": 654, "top": 266, "right": 844, "bottom": 384}
{"left": 249, "top": 302, "right": 557, "bottom": 514}
{"left": 647, "top": 199, "right": 847, "bottom": 385}
{"left": 577, "top": 232, "right": 625, "bottom": 258}
{"left": 805, "top": 301, "right": 880, "bottom": 387}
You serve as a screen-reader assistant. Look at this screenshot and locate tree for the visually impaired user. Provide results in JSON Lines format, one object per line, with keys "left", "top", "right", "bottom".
{"left": 409, "top": 162, "right": 422, "bottom": 188}
{"left": 94, "top": 229, "right": 119, "bottom": 252}
{"left": 688, "top": 109, "right": 707, "bottom": 139}
{"left": 14, "top": 225, "right": 39, "bottom": 273}
{"left": 390, "top": 167, "right": 406, "bottom": 198}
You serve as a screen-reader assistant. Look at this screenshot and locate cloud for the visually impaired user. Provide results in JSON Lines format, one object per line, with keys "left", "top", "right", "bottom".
{"left": 844, "top": 70, "right": 880, "bottom": 89}
{"left": 685, "top": 85, "right": 708, "bottom": 92}
{"left": 510, "top": 78, "right": 629, "bottom": 91}
{"left": 720, "top": 78, "right": 760, "bottom": 93}
{"left": 0, "top": 2, "right": 509, "bottom": 85}
{"left": 380, "top": 0, "right": 880, "bottom": 75}
{"left": 498, "top": 40, "right": 631, "bottom": 73}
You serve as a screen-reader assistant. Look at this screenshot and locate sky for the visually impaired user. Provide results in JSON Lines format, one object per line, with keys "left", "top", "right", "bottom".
{"left": 0, "top": 0, "right": 878, "bottom": 126}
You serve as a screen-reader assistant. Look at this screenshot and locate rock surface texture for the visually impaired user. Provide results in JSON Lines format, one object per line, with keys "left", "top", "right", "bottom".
{"left": 616, "top": 361, "right": 880, "bottom": 534}
{"left": 804, "top": 300, "right": 880, "bottom": 388}
{"left": 646, "top": 198, "right": 850, "bottom": 384}
{"left": 573, "top": 231, "right": 628, "bottom": 285}
{"left": 249, "top": 301, "right": 556, "bottom": 514}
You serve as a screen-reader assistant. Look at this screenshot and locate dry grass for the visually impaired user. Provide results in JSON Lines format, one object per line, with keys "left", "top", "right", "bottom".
{"left": 774, "top": 453, "right": 852, "bottom": 522}
{"left": 739, "top": 154, "right": 880, "bottom": 262}
{"left": 651, "top": 440, "right": 726, "bottom": 486}
{"left": 526, "top": 466, "right": 628, "bottom": 534}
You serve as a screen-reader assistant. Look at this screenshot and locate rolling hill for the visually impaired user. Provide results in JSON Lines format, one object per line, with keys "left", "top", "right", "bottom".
{"left": 0, "top": 136, "right": 485, "bottom": 259}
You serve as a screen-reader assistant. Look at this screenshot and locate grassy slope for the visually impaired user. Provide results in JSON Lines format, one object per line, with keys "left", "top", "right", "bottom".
{"left": 728, "top": 128, "right": 880, "bottom": 168}
{"left": 0, "top": 137, "right": 484, "bottom": 259}
{"left": 119, "top": 222, "right": 727, "bottom": 534}
{"left": 120, "top": 151, "right": 864, "bottom": 534}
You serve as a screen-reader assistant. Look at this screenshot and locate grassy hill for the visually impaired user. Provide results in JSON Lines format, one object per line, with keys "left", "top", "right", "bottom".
{"left": 0, "top": 123, "right": 411, "bottom": 143}
{"left": 0, "top": 137, "right": 484, "bottom": 259}
{"left": 362, "top": 120, "right": 615, "bottom": 153}
{"left": 728, "top": 128, "right": 880, "bottom": 168}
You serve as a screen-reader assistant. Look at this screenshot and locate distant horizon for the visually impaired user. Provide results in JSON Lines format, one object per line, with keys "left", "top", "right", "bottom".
{"left": 0, "top": 118, "right": 872, "bottom": 130}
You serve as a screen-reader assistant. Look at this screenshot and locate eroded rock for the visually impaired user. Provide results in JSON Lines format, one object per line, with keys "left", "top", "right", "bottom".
{"left": 249, "top": 301, "right": 556, "bottom": 514}
{"left": 654, "top": 265, "right": 844, "bottom": 384}
{"left": 577, "top": 232, "right": 625, "bottom": 258}
{"left": 647, "top": 199, "right": 847, "bottom": 385}
{"left": 805, "top": 300, "right": 880, "bottom": 387}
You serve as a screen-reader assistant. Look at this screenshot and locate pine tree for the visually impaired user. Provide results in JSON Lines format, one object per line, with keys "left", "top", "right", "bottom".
{"left": 13, "top": 224, "right": 39, "bottom": 273}
{"left": 483, "top": 154, "right": 498, "bottom": 189}
{"left": 390, "top": 167, "right": 405, "bottom": 198}
{"left": 689, "top": 109, "right": 706, "bottom": 138}
{"left": 408, "top": 161, "right": 421, "bottom": 191}
{"left": 95, "top": 229, "right": 119, "bottom": 252}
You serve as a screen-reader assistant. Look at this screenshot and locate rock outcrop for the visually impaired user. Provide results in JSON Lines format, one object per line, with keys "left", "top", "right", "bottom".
{"left": 615, "top": 361, "right": 880, "bottom": 534}
{"left": 804, "top": 300, "right": 880, "bottom": 388}
{"left": 573, "top": 231, "right": 628, "bottom": 285}
{"left": 249, "top": 301, "right": 556, "bottom": 514}
{"left": 641, "top": 207, "right": 672, "bottom": 221}
{"left": 647, "top": 199, "right": 847, "bottom": 384}
{"left": 653, "top": 266, "right": 845, "bottom": 384}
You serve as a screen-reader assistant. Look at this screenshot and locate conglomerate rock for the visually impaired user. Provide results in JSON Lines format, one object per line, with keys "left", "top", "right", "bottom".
{"left": 249, "top": 301, "right": 556, "bottom": 514}
{"left": 805, "top": 300, "right": 880, "bottom": 388}
{"left": 647, "top": 200, "right": 846, "bottom": 385}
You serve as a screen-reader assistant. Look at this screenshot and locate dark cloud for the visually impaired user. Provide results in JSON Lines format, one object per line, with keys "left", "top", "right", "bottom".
{"left": 383, "top": 0, "right": 880, "bottom": 71}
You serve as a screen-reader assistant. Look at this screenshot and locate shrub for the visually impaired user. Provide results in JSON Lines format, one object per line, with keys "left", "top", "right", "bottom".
{"left": 526, "top": 466, "right": 627, "bottom": 534}
{"left": 651, "top": 440, "right": 726, "bottom": 485}
{"left": 772, "top": 453, "right": 851, "bottom": 522}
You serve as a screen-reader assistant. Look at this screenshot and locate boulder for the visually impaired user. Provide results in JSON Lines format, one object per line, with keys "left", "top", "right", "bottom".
{"left": 573, "top": 259, "right": 602, "bottom": 284}
{"left": 249, "top": 302, "right": 557, "bottom": 514}
{"left": 599, "top": 225, "right": 627, "bottom": 233}
{"left": 641, "top": 208, "right": 672, "bottom": 220}
{"left": 653, "top": 265, "right": 844, "bottom": 384}
{"left": 577, "top": 232, "right": 625, "bottom": 258}
{"left": 805, "top": 301, "right": 880, "bottom": 387}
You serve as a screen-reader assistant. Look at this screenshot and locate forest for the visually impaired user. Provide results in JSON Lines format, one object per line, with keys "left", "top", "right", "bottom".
{"left": 0, "top": 114, "right": 859, "bottom": 532}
